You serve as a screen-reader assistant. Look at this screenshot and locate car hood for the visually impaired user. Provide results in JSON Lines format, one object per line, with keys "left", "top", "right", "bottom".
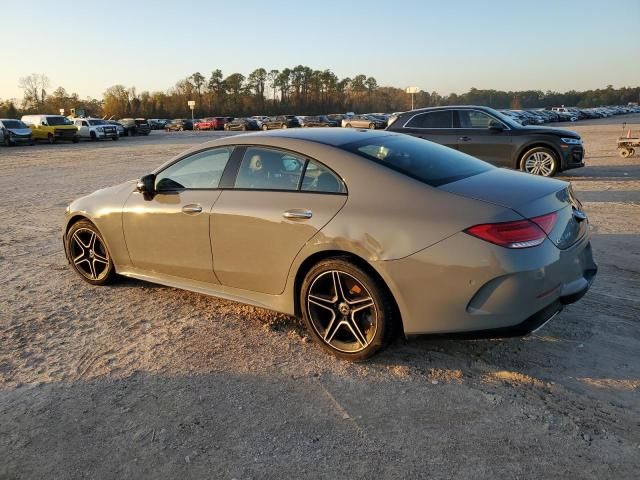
{"left": 6, "top": 128, "right": 32, "bottom": 135}
{"left": 518, "top": 125, "right": 580, "bottom": 138}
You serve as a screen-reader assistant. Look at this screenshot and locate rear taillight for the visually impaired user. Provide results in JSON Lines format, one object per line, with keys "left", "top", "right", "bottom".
{"left": 465, "top": 212, "right": 558, "bottom": 249}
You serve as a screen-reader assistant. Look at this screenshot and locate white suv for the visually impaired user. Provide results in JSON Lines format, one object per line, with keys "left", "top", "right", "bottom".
{"left": 72, "top": 118, "right": 119, "bottom": 141}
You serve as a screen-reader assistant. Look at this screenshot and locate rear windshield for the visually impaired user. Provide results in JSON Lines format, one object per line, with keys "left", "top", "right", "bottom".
{"left": 340, "top": 134, "right": 493, "bottom": 187}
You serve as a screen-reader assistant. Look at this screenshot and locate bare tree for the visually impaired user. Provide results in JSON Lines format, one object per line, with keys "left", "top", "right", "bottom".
{"left": 18, "top": 74, "right": 50, "bottom": 110}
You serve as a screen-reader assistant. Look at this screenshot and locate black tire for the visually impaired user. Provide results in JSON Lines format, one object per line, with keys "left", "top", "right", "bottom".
{"left": 131, "top": 128, "right": 138, "bottom": 136}
{"left": 519, "top": 146, "right": 559, "bottom": 177}
{"left": 112, "top": 136, "right": 119, "bottom": 141}
{"left": 3, "top": 136, "right": 11, "bottom": 146}
{"left": 48, "top": 133, "right": 56, "bottom": 144}
{"left": 72, "top": 136, "right": 79, "bottom": 144}
{"left": 619, "top": 148, "right": 631, "bottom": 158}
{"left": 90, "top": 131, "right": 97, "bottom": 141}
{"left": 66, "top": 219, "right": 116, "bottom": 286}
{"left": 368, "top": 123, "right": 375, "bottom": 130}
{"left": 300, "top": 258, "right": 395, "bottom": 361}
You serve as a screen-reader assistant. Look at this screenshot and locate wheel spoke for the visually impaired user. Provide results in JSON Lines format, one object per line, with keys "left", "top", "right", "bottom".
{"left": 324, "top": 317, "right": 342, "bottom": 343}
{"left": 93, "top": 251, "right": 109, "bottom": 264}
{"left": 351, "top": 300, "right": 374, "bottom": 313}
{"left": 344, "top": 319, "right": 368, "bottom": 348}
{"left": 333, "top": 271, "right": 349, "bottom": 302}
{"left": 73, "top": 231, "right": 91, "bottom": 249}
{"left": 308, "top": 294, "right": 336, "bottom": 311}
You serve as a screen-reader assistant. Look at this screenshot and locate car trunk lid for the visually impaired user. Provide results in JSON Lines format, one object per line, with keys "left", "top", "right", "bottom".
{"left": 440, "top": 168, "right": 588, "bottom": 249}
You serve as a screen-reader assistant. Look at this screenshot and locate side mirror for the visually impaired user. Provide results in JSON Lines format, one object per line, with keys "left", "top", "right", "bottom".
{"left": 488, "top": 121, "right": 504, "bottom": 132}
{"left": 136, "top": 173, "right": 156, "bottom": 194}
{"left": 41, "top": 121, "right": 47, "bottom": 126}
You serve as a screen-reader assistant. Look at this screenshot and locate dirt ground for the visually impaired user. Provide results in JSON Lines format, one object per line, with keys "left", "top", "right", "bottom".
{"left": 1, "top": 115, "right": 639, "bottom": 479}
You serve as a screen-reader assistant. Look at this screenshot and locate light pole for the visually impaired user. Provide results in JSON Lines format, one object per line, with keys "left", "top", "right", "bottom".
{"left": 187, "top": 100, "right": 196, "bottom": 123}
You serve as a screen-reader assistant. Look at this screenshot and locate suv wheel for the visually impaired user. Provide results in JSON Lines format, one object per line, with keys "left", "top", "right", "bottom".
{"left": 520, "top": 147, "right": 558, "bottom": 177}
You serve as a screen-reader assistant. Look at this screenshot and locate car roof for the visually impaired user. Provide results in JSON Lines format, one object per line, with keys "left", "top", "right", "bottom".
{"left": 224, "top": 127, "right": 398, "bottom": 147}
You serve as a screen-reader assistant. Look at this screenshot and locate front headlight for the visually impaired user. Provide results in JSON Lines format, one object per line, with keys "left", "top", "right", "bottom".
{"left": 561, "top": 137, "right": 582, "bottom": 145}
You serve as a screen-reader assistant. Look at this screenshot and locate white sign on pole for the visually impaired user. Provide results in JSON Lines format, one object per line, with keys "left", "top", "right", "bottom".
{"left": 405, "top": 87, "right": 420, "bottom": 94}
{"left": 187, "top": 100, "right": 196, "bottom": 108}
{"left": 59, "top": 108, "right": 65, "bottom": 115}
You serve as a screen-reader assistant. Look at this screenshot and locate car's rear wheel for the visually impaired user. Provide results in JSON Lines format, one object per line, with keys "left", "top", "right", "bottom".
{"left": 300, "top": 259, "right": 393, "bottom": 360}
{"left": 345, "top": 123, "right": 352, "bottom": 128}
{"left": 520, "top": 147, "right": 558, "bottom": 177}
{"left": 66, "top": 220, "right": 115, "bottom": 285}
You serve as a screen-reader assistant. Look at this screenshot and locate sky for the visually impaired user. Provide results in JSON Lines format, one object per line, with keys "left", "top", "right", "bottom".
{"left": 2, "top": 0, "right": 639, "bottom": 101}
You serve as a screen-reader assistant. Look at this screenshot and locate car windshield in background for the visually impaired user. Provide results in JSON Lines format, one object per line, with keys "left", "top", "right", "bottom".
{"left": 341, "top": 134, "right": 493, "bottom": 187}
{"left": 489, "top": 110, "right": 521, "bottom": 128}
{"left": 2, "top": 120, "right": 27, "bottom": 129}
{"left": 47, "top": 116, "right": 73, "bottom": 126}
{"left": 88, "top": 120, "right": 107, "bottom": 126}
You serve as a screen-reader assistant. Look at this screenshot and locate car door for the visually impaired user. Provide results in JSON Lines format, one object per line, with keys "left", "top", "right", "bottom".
{"left": 398, "top": 110, "right": 458, "bottom": 149}
{"left": 454, "top": 109, "right": 514, "bottom": 167}
{"left": 211, "top": 146, "right": 347, "bottom": 295}
{"left": 122, "top": 146, "right": 233, "bottom": 283}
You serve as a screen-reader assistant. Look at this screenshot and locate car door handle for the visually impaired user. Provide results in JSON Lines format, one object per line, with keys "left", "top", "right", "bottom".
{"left": 458, "top": 136, "right": 472, "bottom": 141}
{"left": 283, "top": 209, "right": 312, "bottom": 220}
{"left": 182, "top": 204, "right": 203, "bottom": 214}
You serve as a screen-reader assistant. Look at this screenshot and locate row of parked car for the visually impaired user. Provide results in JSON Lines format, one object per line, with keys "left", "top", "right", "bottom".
{"left": 0, "top": 115, "right": 152, "bottom": 145}
{"left": 2, "top": 105, "right": 638, "bottom": 146}
{"left": 500, "top": 105, "right": 640, "bottom": 125}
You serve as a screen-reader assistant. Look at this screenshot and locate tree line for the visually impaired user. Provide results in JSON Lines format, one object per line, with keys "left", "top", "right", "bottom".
{"left": 1, "top": 68, "right": 639, "bottom": 119}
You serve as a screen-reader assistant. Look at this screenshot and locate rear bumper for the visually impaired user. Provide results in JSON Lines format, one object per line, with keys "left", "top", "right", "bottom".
{"left": 375, "top": 230, "right": 597, "bottom": 336}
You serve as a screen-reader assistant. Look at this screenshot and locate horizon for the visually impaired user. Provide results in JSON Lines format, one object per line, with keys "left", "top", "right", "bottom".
{"left": 2, "top": 0, "right": 639, "bottom": 101}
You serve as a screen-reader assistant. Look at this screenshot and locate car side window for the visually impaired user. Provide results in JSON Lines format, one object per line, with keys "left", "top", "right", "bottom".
{"left": 301, "top": 160, "right": 346, "bottom": 194}
{"left": 235, "top": 147, "right": 305, "bottom": 191}
{"left": 405, "top": 111, "right": 452, "bottom": 128}
{"left": 155, "top": 147, "right": 232, "bottom": 191}
{"left": 458, "top": 110, "right": 499, "bottom": 128}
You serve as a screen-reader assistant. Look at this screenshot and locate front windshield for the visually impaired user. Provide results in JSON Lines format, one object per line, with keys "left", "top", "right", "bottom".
{"left": 88, "top": 120, "right": 107, "bottom": 126}
{"left": 2, "top": 120, "right": 27, "bottom": 129}
{"left": 47, "top": 116, "right": 73, "bottom": 126}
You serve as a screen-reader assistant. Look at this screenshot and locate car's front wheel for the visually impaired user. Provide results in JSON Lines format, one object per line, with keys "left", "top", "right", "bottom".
{"left": 520, "top": 147, "right": 558, "bottom": 177}
{"left": 300, "top": 259, "right": 394, "bottom": 360}
{"left": 66, "top": 220, "right": 115, "bottom": 285}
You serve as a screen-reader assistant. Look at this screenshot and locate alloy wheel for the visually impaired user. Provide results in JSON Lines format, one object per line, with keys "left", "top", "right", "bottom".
{"left": 306, "top": 270, "right": 377, "bottom": 353}
{"left": 524, "top": 151, "right": 555, "bottom": 176}
{"left": 69, "top": 228, "right": 110, "bottom": 281}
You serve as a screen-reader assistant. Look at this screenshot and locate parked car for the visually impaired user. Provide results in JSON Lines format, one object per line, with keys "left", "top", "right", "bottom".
{"left": 72, "top": 118, "right": 119, "bottom": 141}
{"left": 106, "top": 120, "right": 126, "bottom": 137}
{"left": 386, "top": 106, "right": 584, "bottom": 177}
{"left": 63, "top": 128, "right": 596, "bottom": 360}
{"left": 164, "top": 119, "right": 193, "bottom": 132}
{"left": 303, "top": 115, "right": 339, "bottom": 127}
{"left": 261, "top": 115, "right": 300, "bottom": 130}
{"left": 194, "top": 117, "right": 226, "bottom": 131}
{"left": 342, "top": 114, "right": 386, "bottom": 129}
{"left": 118, "top": 118, "right": 151, "bottom": 136}
{"left": 224, "top": 118, "right": 260, "bottom": 131}
{"left": 21, "top": 114, "right": 79, "bottom": 144}
{"left": 0, "top": 119, "right": 34, "bottom": 146}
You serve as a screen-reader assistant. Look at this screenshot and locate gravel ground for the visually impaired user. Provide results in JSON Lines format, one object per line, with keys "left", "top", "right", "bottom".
{"left": 1, "top": 116, "right": 639, "bottom": 479}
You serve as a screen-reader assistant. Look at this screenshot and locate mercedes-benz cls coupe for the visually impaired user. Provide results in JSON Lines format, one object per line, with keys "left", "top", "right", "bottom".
{"left": 63, "top": 129, "right": 596, "bottom": 360}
